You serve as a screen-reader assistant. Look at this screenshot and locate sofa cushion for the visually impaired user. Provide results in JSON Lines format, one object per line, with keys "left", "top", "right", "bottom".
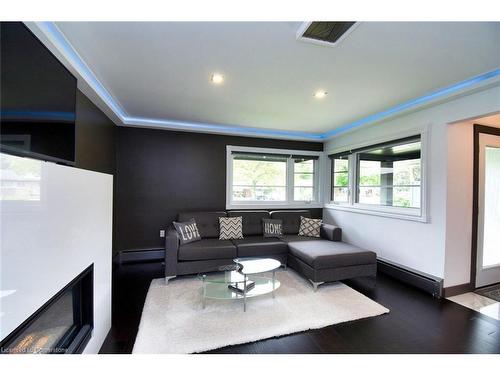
{"left": 228, "top": 210, "right": 270, "bottom": 236}
{"left": 270, "top": 210, "right": 311, "bottom": 234}
{"left": 232, "top": 236, "right": 288, "bottom": 257}
{"left": 288, "top": 240, "right": 376, "bottom": 270}
{"left": 178, "top": 238, "right": 237, "bottom": 261}
{"left": 178, "top": 211, "right": 226, "bottom": 238}
{"left": 281, "top": 234, "right": 323, "bottom": 243}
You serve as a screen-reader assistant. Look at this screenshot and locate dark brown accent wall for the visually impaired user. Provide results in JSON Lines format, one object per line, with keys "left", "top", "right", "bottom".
{"left": 114, "top": 127, "right": 323, "bottom": 253}
{"left": 75, "top": 90, "right": 116, "bottom": 175}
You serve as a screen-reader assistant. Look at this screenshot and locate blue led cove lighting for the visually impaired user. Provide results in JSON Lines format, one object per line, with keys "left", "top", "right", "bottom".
{"left": 124, "top": 116, "right": 325, "bottom": 140}
{"left": 37, "top": 22, "right": 500, "bottom": 141}
{"left": 38, "top": 22, "right": 127, "bottom": 118}
{"left": 322, "top": 68, "right": 500, "bottom": 138}
{"left": 1, "top": 110, "right": 76, "bottom": 122}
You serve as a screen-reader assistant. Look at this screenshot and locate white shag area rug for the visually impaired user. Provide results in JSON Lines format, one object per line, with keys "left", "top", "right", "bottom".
{"left": 133, "top": 269, "right": 389, "bottom": 353}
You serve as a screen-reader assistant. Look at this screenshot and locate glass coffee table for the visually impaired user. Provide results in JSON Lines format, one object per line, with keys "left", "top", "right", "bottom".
{"left": 197, "top": 258, "right": 281, "bottom": 312}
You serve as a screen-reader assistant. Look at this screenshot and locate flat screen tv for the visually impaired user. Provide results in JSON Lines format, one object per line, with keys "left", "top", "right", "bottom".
{"left": 1, "top": 22, "right": 77, "bottom": 165}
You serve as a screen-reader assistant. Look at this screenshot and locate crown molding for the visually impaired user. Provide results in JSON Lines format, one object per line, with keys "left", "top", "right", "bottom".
{"left": 122, "top": 116, "right": 325, "bottom": 140}
{"left": 322, "top": 68, "right": 500, "bottom": 139}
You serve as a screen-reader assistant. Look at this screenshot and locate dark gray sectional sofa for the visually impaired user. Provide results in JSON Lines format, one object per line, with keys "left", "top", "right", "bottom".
{"left": 165, "top": 210, "right": 377, "bottom": 290}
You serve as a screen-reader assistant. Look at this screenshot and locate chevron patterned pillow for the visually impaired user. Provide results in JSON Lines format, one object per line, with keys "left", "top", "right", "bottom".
{"left": 298, "top": 216, "right": 322, "bottom": 237}
{"left": 219, "top": 216, "right": 244, "bottom": 240}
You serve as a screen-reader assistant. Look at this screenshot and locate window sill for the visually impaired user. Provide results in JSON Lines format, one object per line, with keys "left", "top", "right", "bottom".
{"left": 324, "top": 203, "right": 429, "bottom": 223}
{"left": 227, "top": 202, "right": 324, "bottom": 210}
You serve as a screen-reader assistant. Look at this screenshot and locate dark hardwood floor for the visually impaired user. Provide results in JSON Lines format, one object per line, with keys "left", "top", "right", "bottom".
{"left": 99, "top": 261, "right": 500, "bottom": 354}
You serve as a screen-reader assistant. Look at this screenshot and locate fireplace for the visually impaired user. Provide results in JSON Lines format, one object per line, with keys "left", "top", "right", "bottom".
{"left": 0, "top": 265, "right": 94, "bottom": 354}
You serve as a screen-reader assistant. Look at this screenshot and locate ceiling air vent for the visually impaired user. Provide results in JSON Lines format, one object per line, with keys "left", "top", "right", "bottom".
{"left": 297, "top": 22, "right": 358, "bottom": 47}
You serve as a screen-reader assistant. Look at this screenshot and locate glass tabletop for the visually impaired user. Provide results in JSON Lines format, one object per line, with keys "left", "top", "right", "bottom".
{"left": 197, "top": 270, "right": 246, "bottom": 284}
{"left": 233, "top": 257, "right": 281, "bottom": 275}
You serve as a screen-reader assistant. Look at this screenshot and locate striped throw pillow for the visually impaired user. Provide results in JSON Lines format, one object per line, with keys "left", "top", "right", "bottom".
{"left": 219, "top": 216, "right": 244, "bottom": 240}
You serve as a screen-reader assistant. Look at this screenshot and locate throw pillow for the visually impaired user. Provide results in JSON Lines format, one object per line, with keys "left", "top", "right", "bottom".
{"left": 262, "top": 218, "right": 283, "bottom": 238}
{"left": 219, "top": 216, "right": 243, "bottom": 240}
{"left": 173, "top": 219, "right": 202, "bottom": 245}
{"left": 298, "top": 216, "right": 322, "bottom": 238}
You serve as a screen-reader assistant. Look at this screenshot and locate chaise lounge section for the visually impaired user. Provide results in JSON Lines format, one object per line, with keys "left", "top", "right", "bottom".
{"left": 286, "top": 239, "right": 377, "bottom": 291}
{"left": 165, "top": 210, "right": 377, "bottom": 290}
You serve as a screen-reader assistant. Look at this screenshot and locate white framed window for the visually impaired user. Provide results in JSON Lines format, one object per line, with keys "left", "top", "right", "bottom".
{"left": 226, "top": 146, "right": 322, "bottom": 209}
{"left": 326, "top": 133, "right": 429, "bottom": 222}
{"left": 331, "top": 153, "right": 350, "bottom": 204}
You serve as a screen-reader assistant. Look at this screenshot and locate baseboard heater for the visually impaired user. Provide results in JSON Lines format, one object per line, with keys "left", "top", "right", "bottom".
{"left": 377, "top": 258, "right": 443, "bottom": 298}
{"left": 116, "top": 248, "right": 165, "bottom": 264}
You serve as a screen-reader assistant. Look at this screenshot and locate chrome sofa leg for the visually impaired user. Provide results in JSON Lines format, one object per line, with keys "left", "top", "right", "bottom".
{"left": 309, "top": 280, "right": 324, "bottom": 292}
{"left": 165, "top": 276, "right": 176, "bottom": 285}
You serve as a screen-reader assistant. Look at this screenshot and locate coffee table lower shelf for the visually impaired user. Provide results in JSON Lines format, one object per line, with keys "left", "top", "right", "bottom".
{"left": 199, "top": 275, "right": 280, "bottom": 312}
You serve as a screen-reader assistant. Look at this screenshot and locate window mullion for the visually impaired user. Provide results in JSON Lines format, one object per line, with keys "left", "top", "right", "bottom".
{"left": 349, "top": 153, "right": 356, "bottom": 206}
{"left": 314, "top": 158, "right": 320, "bottom": 203}
{"left": 287, "top": 157, "right": 294, "bottom": 204}
{"left": 228, "top": 153, "right": 234, "bottom": 206}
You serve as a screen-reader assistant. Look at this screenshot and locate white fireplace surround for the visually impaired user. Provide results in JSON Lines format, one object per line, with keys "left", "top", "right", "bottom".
{"left": 0, "top": 153, "right": 113, "bottom": 353}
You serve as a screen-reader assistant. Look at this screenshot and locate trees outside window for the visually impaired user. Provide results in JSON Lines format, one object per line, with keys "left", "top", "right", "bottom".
{"left": 228, "top": 148, "right": 320, "bottom": 207}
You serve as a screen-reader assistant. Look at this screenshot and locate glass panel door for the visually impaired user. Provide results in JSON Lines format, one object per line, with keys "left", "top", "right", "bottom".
{"left": 482, "top": 147, "right": 500, "bottom": 268}
{"left": 476, "top": 133, "right": 500, "bottom": 287}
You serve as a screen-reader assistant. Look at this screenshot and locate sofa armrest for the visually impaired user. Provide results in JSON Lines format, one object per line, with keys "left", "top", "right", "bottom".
{"left": 165, "top": 227, "right": 180, "bottom": 277}
{"left": 320, "top": 223, "right": 342, "bottom": 242}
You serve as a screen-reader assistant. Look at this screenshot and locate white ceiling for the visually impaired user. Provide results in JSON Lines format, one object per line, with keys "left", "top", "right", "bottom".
{"left": 54, "top": 22, "right": 500, "bottom": 136}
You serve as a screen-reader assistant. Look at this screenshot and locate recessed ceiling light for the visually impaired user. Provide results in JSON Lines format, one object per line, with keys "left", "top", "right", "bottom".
{"left": 210, "top": 73, "right": 224, "bottom": 84}
{"left": 313, "top": 90, "right": 328, "bottom": 99}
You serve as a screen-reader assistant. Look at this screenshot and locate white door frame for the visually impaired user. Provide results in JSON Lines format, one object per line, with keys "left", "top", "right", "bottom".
{"left": 473, "top": 125, "right": 500, "bottom": 288}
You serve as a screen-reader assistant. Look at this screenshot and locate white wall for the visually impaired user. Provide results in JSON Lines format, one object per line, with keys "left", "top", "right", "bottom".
{"left": 445, "top": 119, "right": 500, "bottom": 287}
{"left": 0, "top": 154, "right": 113, "bottom": 353}
{"left": 323, "top": 84, "right": 500, "bottom": 285}
{"left": 444, "top": 122, "right": 475, "bottom": 287}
